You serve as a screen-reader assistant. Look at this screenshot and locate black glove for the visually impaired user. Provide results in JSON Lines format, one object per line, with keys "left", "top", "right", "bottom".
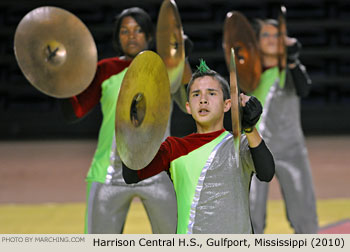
{"left": 241, "top": 96, "right": 262, "bottom": 132}
{"left": 287, "top": 39, "right": 302, "bottom": 64}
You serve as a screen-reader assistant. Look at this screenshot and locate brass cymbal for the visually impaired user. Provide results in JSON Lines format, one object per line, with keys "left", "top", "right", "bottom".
{"left": 14, "top": 6, "right": 97, "bottom": 98}
{"left": 229, "top": 48, "right": 241, "bottom": 167}
{"left": 115, "top": 51, "right": 171, "bottom": 170}
{"left": 156, "top": 0, "right": 185, "bottom": 94}
{"left": 181, "top": 59, "right": 192, "bottom": 85}
{"left": 278, "top": 5, "right": 287, "bottom": 72}
{"left": 223, "top": 11, "right": 261, "bottom": 93}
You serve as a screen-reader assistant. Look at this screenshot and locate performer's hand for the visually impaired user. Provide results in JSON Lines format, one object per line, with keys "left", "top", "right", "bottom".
{"left": 240, "top": 94, "right": 262, "bottom": 133}
{"left": 286, "top": 37, "right": 302, "bottom": 65}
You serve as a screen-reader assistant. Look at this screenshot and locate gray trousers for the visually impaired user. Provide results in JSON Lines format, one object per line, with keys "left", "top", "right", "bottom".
{"left": 250, "top": 155, "right": 319, "bottom": 234}
{"left": 86, "top": 172, "right": 177, "bottom": 234}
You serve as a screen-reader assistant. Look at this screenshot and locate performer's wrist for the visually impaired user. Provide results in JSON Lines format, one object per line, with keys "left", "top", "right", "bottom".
{"left": 244, "top": 127, "right": 254, "bottom": 133}
{"left": 288, "top": 59, "right": 300, "bottom": 69}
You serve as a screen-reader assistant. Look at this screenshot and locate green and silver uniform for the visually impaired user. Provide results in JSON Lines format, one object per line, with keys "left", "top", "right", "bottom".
{"left": 84, "top": 57, "right": 186, "bottom": 234}
{"left": 249, "top": 67, "right": 318, "bottom": 233}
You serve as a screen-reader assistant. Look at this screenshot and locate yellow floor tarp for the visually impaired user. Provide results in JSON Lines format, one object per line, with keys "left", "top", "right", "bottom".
{"left": 0, "top": 198, "right": 349, "bottom": 234}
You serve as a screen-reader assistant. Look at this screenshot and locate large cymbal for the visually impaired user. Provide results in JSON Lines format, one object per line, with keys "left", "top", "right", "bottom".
{"left": 115, "top": 51, "right": 171, "bottom": 170}
{"left": 229, "top": 48, "right": 241, "bottom": 168}
{"left": 223, "top": 11, "right": 261, "bottom": 93}
{"left": 156, "top": 0, "right": 185, "bottom": 94}
{"left": 181, "top": 59, "right": 192, "bottom": 85}
{"left": 278, "top": 5, "right": 287, "bottom": 72}
{"left": 14, "top": 6, "right": 97, "bottom": 98}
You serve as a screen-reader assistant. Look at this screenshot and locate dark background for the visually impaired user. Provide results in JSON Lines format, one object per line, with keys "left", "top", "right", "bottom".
{"left": 1, "top": 0, "right": 349, "bottom": 139}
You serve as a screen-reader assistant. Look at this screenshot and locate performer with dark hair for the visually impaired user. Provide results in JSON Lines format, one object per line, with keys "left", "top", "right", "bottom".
{"left": 249, "top": 18, "right": 318, "bottom": 234}
{"left": 61, "top": 7, "right": 187, "bottom": 234}
{"left": 123, "top": 60, "right": 275, "bottom": 234}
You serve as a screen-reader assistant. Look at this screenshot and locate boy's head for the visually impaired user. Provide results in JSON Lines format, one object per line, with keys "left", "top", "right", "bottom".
{"left": 186, "top": 60, "right": 231, "bottom": 133}
{"left": 186, "top": 60, "right": 230, "bottom": 101}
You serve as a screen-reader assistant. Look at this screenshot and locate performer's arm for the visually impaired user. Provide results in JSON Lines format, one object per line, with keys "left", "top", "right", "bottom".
{"left": 247, "top": 132, "right": 275, "bottom": 182}
{"left": 59, "top": 73, "right": 103, "bottom": 122}
{"left": 287, "top": 39, "right": 312, "bottom": 98}
{"left": 59, "top": 61, "right": 112, "bottom": 122}
{"left": 241, "top": 95, "right": 275, "bottom": 182}
{"left": 123, "top": 141, "right": 171, "bottom": 184}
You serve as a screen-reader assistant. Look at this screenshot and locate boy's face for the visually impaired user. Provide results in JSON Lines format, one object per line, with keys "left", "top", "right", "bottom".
{"left": 186, "top": 76, "right": 231, "bottom": 133}
{"left": 119, "top": 16, "right": 149, "bottom": 60}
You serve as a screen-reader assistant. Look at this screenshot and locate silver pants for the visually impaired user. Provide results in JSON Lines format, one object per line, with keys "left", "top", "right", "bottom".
{"left": 250, "top": 156, "right": 318, "bottom": 234}
{"left": 86, "top": 172, "right": 177, "bottom": 233}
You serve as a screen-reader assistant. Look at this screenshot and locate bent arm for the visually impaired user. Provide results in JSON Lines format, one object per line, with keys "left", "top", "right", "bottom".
{"left": 123, "top": 141, "right": 172, "bottom": 184}
{"left": 59, "top": 76, "right": 102, "bottom": 123}
{"left": 247, "top": 130, "right": 275, "bottom": 182}
{"left": 289, "top": 62, "right": 312, "bottom": 98}
{"left": 287, "top": 39, "right": 312, "bottom": 98}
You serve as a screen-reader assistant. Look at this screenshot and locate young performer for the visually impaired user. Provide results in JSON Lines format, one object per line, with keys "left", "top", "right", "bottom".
{"left": 61, "top": 7, "right": 187, "bottom": 234}
{"left": 249, "top": 19, "right": 318, "bottom": 233}
{"left": 123, "top": 61, "right": 275, "bottom": 234}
